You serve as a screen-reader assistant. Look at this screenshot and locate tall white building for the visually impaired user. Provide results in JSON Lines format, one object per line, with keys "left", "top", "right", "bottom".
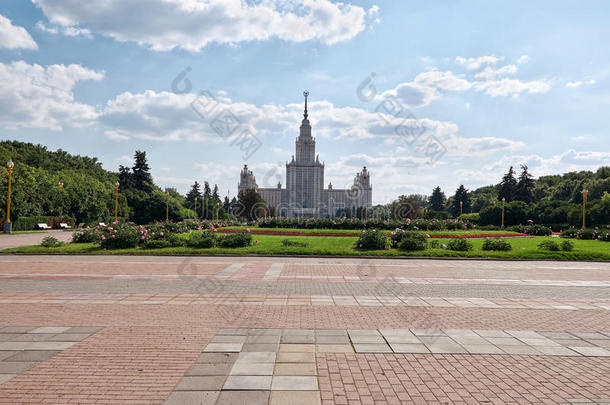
{"left": 238, "top": 92, "right": 372, "bottom": 218}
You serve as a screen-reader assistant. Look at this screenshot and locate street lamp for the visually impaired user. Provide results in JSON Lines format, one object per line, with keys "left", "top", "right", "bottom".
{"left": 581, "top": 189, "right": 588, "bottom": 229}
{"left": 58, "top": 182, "right": 64, "bottom": 189}
{"left": 501, "top": 197, "right": 506, "bottom": 229}
{"left": 459, "top": 201, "right": 463, "bottom": 219}
{"left": 194, "top": 197, "right": 198, "bottom": 219}
{"left": 166, "top": 191, "right": 169, "bottom": 221}
{"left": 3, "top": 159, "right": 14, "bottom": 234}
{"left": 114, "top": 181, "right": 119, "bottom": 222}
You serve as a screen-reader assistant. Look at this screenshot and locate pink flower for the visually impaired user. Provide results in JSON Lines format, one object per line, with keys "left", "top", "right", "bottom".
{"left": 160, "top": 232, "right": 164, "bottom": 236}
{"left": 255, "top": 240, "right": 259, "bottom": 244}
{"left": 108, "top": 227, "right": 113, "bottom": 231}
{"left": 101, "top": 235, "right": 106, "bottom": 240}
{"left": 141, "top": 236, "right": 146, "bottom": 240}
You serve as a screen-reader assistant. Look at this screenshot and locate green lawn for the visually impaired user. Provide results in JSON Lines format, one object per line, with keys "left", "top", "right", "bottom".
{"left": 3, "top": 234, "right": 609, "bottom": 261}
{"left": 218, "top": 226, "right": 521, "bottom": 236}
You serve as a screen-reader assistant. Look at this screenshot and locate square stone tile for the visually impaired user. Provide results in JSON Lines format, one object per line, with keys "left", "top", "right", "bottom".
{"left": 277, "top": 352, "right": 315, "bottom": 363}
{"left": 216, "top": 390, "right": 269, "bottom": 405}
{"left": 486, "top": 337, "right": 523, "bottom": 346}
{"left": 315, "top": 329, "right": 347, "bottom": 336}
{"left": 242, "top": 343, "right": 279, "bottom": 352}
{"left": 572, "top": 332, "right": 609, "bottom": 340}
{"left": 210, "top": 335, "right": 247, "bottom": 344}
{"left": 186, "top": 363, "right": 233, "bottom": 376}
{"left": 555, "top": 339, "right": 595, "bottom": 347}
{"left": 587, "top": 339, "right": 610, "bottom": 349}
{"left": 0, "top": 351, "right": 17, "bottom": 361}
{"left": 474, "top": 330, "right": 511, "bottom": 338}
{"left": 425, "top": 343, "right": 467, "bottom": 354}
{"left": 536, "top": 346, "right": 579, "bottom": 356}
{"left": 389, "top": 343, "right": 429, "bottom": 353}
{"left": 0, "top": 342, "right": 32, "bottom": 350}
{"left": 223, "top": 375, "right": 272, "bottom": 390}
{"left": 538, "top": 331, "right": 576, "bottom": 340}
{"left": 163, "top": 391, "right": 219, "bottom": 405}
{"left": 462, "top": 344, "right": 504, "bottom": 354}
{"left": 347, "top": 329, "right": 380, "bottom": 336}
{"left": 0, "top": 361, "right": 38, "bottom": 374}
{"left": 13, "top": 333, "right": 56, "bottom": 342}
{"left": 498, "top": 345, "right": 542, "bottom": 355}
{"left": 26, "top": 341, "right": 77, "bottom": 350}
{"left": 47, "top": 333, "right": 92, "bottom": 342}
{"left": 279, "top": 344, "right": 314, "bottom": 353}
{"left": 3, "top": 350, "right": 59, "bottom": 362}
{"left": 315, "top": 335, "right": 349, "bottom": 344}
{"left": 230, "top": 362, "right": 274, "bottom": 376}
{"left": 274, "top": 363, "right": 317, "bottom": 376}
{"left": 249, "top": 329, "right": 282, "bottom": 336}
{"left": 175, "top": 376, "right": 226, "bottom": 391}
{"left": 283, "top": 329, "right": 314, "bottom": 337}
{"left": 247, "top": 335, "right": 280, "bottom": 344}
{"left": 349, "top": 335, "right": 385, "bottom": 344}
{"left": 196, "top": 352, "right": 237, "bottom": 364}
{"left": 519, "top": 338, "right": 560, "bottom": 347}
{"left": 0, "top": 334, "right": 20, "bottom": 342}
{"left": 0, "top": 326, "right": 36, "bottom": 333}
{"left": 0, "top": 374, "right": 16, "bottom": 384}
{"left": 237, "top": 351, "right": 276, "bottom": 363}
{"left": 66, "top": 326, "right": 102, "bottom": 334}
{"left": 272, "top": 376, "right": 318, "bottom": 391}
{"left": 353, "top": 343, "right": 392, "bottom": 353}
{"left": 203, "top": 343, "right": 243, "bottom": 353}
{"left": 569, "top": 347, "right": 610, "bottom": 357}
{"left": 380, "top": 329, "right": 415, "bottom": 337}
{"left": 270, "top": 391, "right": 321, "bottom": 405}
{"left": 506, "top": 330, "right": 545, "bottom": 339}
{"left": 411, "top": 329, "right": 445, "bottom": 337}
{"left": 281, "top": 335, "right": 315, "bottom": 344}
{"left": 315, "top": 344, "right": 354, "bottom": 353}
{"left": 29, "top": 327, "right": 71, "bottom": 334}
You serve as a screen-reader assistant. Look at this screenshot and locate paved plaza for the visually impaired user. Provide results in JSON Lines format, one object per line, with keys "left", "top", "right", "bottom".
{"left": 0, "top": 255, "right": 608, "bottom": 404}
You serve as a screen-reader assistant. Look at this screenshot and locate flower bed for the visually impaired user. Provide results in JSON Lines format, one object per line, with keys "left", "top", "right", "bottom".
{"left": 218, "top": 228, "right": 527, "bottom": 239}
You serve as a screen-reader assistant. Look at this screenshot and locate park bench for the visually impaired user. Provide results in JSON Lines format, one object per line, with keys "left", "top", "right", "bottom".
{"left": 37, "top": 223, "right": 51, "bottom": 230}
{"left": 99, "top": 222, "right": 106, "bottom": 227}
{"left": 59, "top": 223, "right": 70, "bottom": 229}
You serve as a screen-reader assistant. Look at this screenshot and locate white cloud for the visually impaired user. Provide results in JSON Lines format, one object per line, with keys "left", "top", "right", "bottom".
{"left": 37, "top": 21, "right": 92, "bottom": 38}
{"left": 32, "top": 0, "right": 374, "bottom": 51}
{"left": 0, "top": 60, "right": 103, "bottom": 130}
{"left": 566, "top": 79, "right": 595, "bottom": 88}
{"left": 455, "top": 55, "right": 501, "bottom": 70}
{"left": 517, "top": 55, "right": 529, "bottom": 64}
{"left": 474, "top": 65, "right": 517, "bottom": 79}
{"left": 0, "top": 14, "right": 38, "bottom": 50}
{"left": 473, "top": 78, "right": 551, "bottom": 97}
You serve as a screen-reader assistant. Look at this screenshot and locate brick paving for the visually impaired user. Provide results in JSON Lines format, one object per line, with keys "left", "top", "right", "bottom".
{"left": 0, "top": 255, "right": 607, "bottom": 403}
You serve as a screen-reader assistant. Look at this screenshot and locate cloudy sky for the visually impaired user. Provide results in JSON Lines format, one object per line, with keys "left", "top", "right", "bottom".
{"left": 0, "top": 1, "right": 609, "bottom": 204}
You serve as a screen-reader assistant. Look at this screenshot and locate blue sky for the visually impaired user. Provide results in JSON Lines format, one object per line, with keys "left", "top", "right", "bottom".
{"left": 0, "top": 0, "right": 608, "bottom": 204}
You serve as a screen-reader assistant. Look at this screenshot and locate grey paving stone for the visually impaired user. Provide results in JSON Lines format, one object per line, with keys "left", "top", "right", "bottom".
{"left": 216, "top": 390, "right": 269, "bottom": 405}
{"left": 163, "top": 391, "right": 219, "bottom": 405}
{"left": 587, "top": 339, "right": 610, "bottom": 349}
{"left": 497, "top": 345, "right": 542, "bottom": 355}
{"left": 186, "top": 363, "right": 233, "bottom": 376}
{"left": 277, "top": 352, "right": 316, "bottom": 363}
{"left": 519, "top": 338, "right": 561, "bottom": 347}
{"left": 237, "top": 352, "right": 276, "bottom": 363}
{"left": 571, "top": 332, "right": 609, "bottom": 340}
{"left": 174, "top": 376, "right": 226, "bottom": 391}
{"left": 461, "top": 344, "right": 504, "bottom": 354}
{"left": 273, "top": 362, "right": 317, "bottom": 376}
{"left": 349, "top": 335, "right": 385, "bottom": 344}
{"left": 66, "top": 326, "right": 102, "bottom": 334}
{"left": 271, "top": 376, "right": 318, "bottom": 391}
{"left": 0, "top": 334, "right": 20, "bottom": 342}
{"left": 538, "top": 331, "right": 576, "bottom": 339}
{"left": 210, "top": 335, "right": 247, "bottom": 344}
{"left": 353, "top": 343, "right": 392, "bottom": 353}
{"left": 12, "top": 333, "right": 56, "bottom": 342}
{"left": 281, "top": 335, "right": 314, "bottom": 344}
{"left": 506, "top": 330, "right": 545, "bottom": 339}
{"left": 242, "top": 343, "right": 279, "bottom": 352}
{"left": 554, "top": 339, "right": 595, "bottom": 348}
{"left": 535, "top": 346, "right": 579, "bottom": 356}
{"left": 347, "top": 329, "right": 380, "bottom": 336}
{"left": 474, "top": 330, "right": 511, "bottom": 338}
{"left": 411, "top": 329, "right": 446, "bottom": 337}
{"left": 249, "top": 329, "right": 282, "bottom": 336}
{"left": 380, "top": 329, "right": 415, "bottom": 337}
{"left": 223, "top": 375, "right": 272, "bottom": 390}
{"left": 47, "top": 333, "right": 92, "bottom": 342}
{"left": 203, "top": 343, "right": 243, "bottom": 353}
{"left": 0, "top": 351, "right": 17, "bottom": 361}
{"left": 485, "top": 337, "right": 523, "bottom": 346}
{"left": 247, "top": 335, "right": 280, "bottom": 344}
{"left": 196, "top": 352, "right": 238, "bottom": 364}
{"left": 0, "top": 342, "right": 34, "bottom": 350}
{"left": 3, "top": 350, "right": 59, "bottom": 362}
{"left": 0, "top": 361, "right": 38, "bottom": 374}
{"left": 569, "top": 347, "right": 610, "bottom": 357}
{"left": 0, "top": 327, "right": 35, "bottom": 333}
{"left": 279, "top": 344, "right": 314, "bottom": 353}
{"left": 315, "top": 335, "right": 349, "bottom": 344}
{"left": 0, "top": 374, "right": 16, "bottom": 384}
{"left": 217, "top": 328, "right": 249, "bottom": 336}
{"left": 29, "top": 327, "right": 70, "bottom": 334}
{"left": 389, "top": 343, "right": 430, "bottom": 353}
{"left": 425, "top": 343, "right": 468, "bottom": 354}
{"left": 315, "top": 329, "right": 347, "bottom": 336}
{"left": 315, "top": 344, "right": 353, "bottom": 353}
{"left": 24, "top": 341, "right": 77, "bottom": 350}
{"left": 447, "top": 336, "right": 489, "bottom": 346}
{"left": 230, "top": 362, "right": 274, "bottom": 376}
{"left": 270, "top": 391, "right": 321, "bottom": 405}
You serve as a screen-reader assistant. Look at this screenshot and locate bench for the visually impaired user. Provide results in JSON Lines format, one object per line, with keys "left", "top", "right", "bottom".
{"left": 59, "top": 223, "right": 70, "bottom": 229}
{"left": 99, "top": 222, "right": 106, "bottom": 227}
{"left": 37, "top": 223, "right": 51, "bottom": 230}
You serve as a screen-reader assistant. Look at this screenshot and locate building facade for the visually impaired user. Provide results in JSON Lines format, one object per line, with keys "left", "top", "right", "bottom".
{"left": 238, "top": 92, "right": 372, "bottom": 218}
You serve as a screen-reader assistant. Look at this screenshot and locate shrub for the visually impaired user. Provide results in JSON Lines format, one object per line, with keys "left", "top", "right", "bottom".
{"left": 355, "top": 229, "right": 388, "bottom": 250}
{"left": 577, "top": 229, "right": 596, "bottom": 240}
{"left": 560, "top": 240, "right": 574, "bottom": 251}
{"left": 446, "top": 238, "right": 473, "bottom": 251}
{"left": 13, "top": 216, "right": 51, "bottom": 231}
{"left": 597, "top": 230, "right": 610, "bottom": 242}
{"left": 560, "top": 227, "right": 579, "bottom": 238}
{"left": 281, "top": 239, "right": 309, "bottom": 248}
{"left": 72, "top": 227, "right": 99, "bottom": 243}
{"left": 40, "top": 236, "right": 63, "bottom": 248}
{"left": 525, "top": 225, "right": 552, "bottom": 236}
{"left": 98, "top": 223, "right": 141, "bottom": 249}
{"left": 398, "top": 237, "right": 427, "bottom": 251}
{"left": 141, "top": 239, "right": 174, "bottom": 249}
{"left": 429, "top": 240, "right": 440, "bottom": 248}
{"left": 538, "top": 240, "right": 559, "bottom": 251}
{"left": 390, "top": 230, "right": 425, "bottom": 246}
{"left": 187, "top": 231, "right": 217, "bottom": 248}
{"left": 481, "top": 238, "right": 512, "bottom": 251}
{"left": 218, "top": 232, "right": 252, "bottom": 248}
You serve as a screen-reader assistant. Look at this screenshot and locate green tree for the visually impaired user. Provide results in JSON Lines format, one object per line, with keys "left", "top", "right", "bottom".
{"left": 428, "top": 186, "right": 446, "bottom": 211}
{"left": 203, "top": 181, "right": 211, "bottom": 200}
{"left": 186, "top": 181, "right": 202, "bottom": 204}
{"left": 498, "top": 166, "right": 517, "bottom": 202}
{"left": 236, "top": 188, "right": 267, "bottom": 221}
{"left": 515, "top": 164, "right": 535, "bottom": 203}
{"left": 212, "top": 184, "right": 221, "bottom": 203}
{"left": 451, "top": 185, "right": 470, "bottom": 217}
{"left": 131, "top": 151, "right": 153, "bottom": 192}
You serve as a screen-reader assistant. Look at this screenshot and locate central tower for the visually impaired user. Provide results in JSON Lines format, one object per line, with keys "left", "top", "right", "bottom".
{"left": 296, "top": 91, "right": 315, "bottom": 162}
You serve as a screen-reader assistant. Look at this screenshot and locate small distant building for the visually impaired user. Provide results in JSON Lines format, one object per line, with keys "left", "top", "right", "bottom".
{"left": 238, "top": 92, "right": 372, "bottom": 218}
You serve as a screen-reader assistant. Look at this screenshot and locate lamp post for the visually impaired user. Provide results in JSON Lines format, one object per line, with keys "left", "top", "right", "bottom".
{"left": 581, "top": 189, "right": 588, "bottom": 229}
{"left": 501, "top": 197, "right": 506, "bottom": 229}
{"left": 166, "top": 191, "right": 169, "bottom": 221}
{"left": 114, "top": 181, "right": 119, "bottom": 222}
{"left": 459, "top": 201, "right": 463, "bottom": 219}
{"left": 3, "top": 159, "right": 14, "bottom": 234}
{"left": 58, "top": 182, "right": 63, "bottom": 189}
{"left": 194, "top": 197, "right": 198, "bottom": 219}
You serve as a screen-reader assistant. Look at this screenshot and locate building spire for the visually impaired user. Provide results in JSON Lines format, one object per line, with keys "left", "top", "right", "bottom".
{"left": 303, "top": 91, "right": 309, "bottom": 119}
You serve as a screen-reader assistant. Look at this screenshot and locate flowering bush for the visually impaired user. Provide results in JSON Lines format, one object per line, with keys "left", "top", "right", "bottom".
{"left": 218, "top": 232, "right": 252, "bottom": 248}
{"left": 40, "top": 236, "right": 64, "bottom": 248}
{"left": 597, "top": 230, "right": 610, "bottom": 242}
{"left": 187, "top": 231, "right": 218, "bottom": 248}
{"left": 481, "top": 238, "right": 512, "bottom": 251}
{"left": 390, "top": 229, "right": 427, "bottom": 251}
{"left": 97, "top": 222, "right": 141, "bottom": 249}
{"left": 446, "top": 238, "right": 473, "bottom": 251}
{"left": 538, "top": 240, "right": 560, "bottom": 251}
{"left": 255, "top": 217, "right": 470, "bottom": 231}
{"left": 355, "top": 229, "right": 388, "bottom": 250}
{"left": 72, "top": 227, "right": 100, "bottom": 243}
